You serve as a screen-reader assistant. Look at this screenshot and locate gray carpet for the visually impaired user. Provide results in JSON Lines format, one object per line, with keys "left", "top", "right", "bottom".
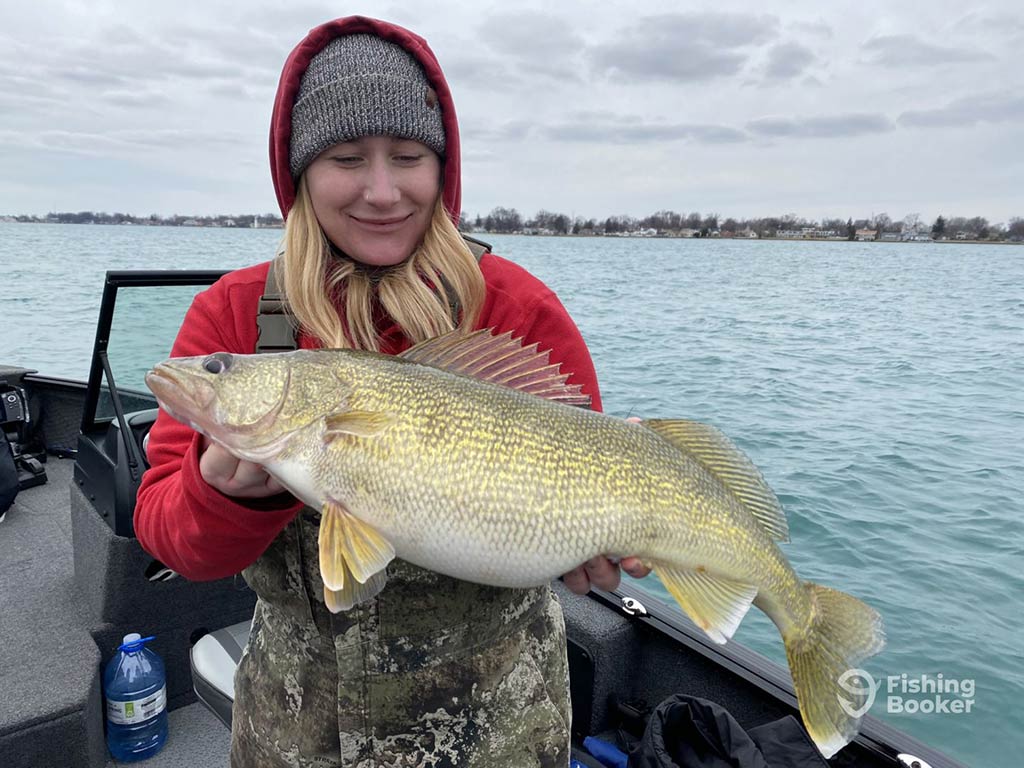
{"left": 105, "top": 703, "right": 230, "bottom": 767}
{"left": 0, "top": 457, "right": 107, "bottom": 767}
{"left": 0, "top": 457, "right": 99, "bottom": 728}
{"left": 1, "top": 458, "right": 233, "bottom": 766}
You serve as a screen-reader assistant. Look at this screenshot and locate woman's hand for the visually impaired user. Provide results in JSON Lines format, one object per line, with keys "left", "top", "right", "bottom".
{"left": 198, "top": 435, "right": 286, "bottom": 499}
{"left": 562, "top": 556, "right": 652, "bottom": 595}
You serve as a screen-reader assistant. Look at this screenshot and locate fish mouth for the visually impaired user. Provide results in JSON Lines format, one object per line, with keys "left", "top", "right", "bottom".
{"left": 145, "top": 364, "right": 218, "bottom": 434}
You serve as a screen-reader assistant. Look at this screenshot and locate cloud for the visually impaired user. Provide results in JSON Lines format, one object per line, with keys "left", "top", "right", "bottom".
{"left": 0, "top": 128, "right": 247, "bottom": 156}
{"left": 747, "top": 113, "right": 894, "bottom": 138}
{"left": 462, "top": 112, "right": 746, "bottom": 146}
{"left": 443, "top": 54, "right": 520, "bottom": 90}
{"left": 651, "top": 12, "right": 779, "bottom": 48}
{"left": 51, "top": 66, "right": 132, "bottom": 88}
{"left": 789, "top": 20, "right": 833, "bottom": 39}
{"left": 158, "top": 23, "right": 289, "bottom": 77}
{"left": 9, "top": 21, "right": 266, "bottom": 111}
{"left": 489, "top": 106, "right": 899, "bottom": 147}
{"left": 954, "top": 10, "right": 1024, "bottom": 37}
{"left": 462, "top": 148, "right": 497, "bottom": 163}
{"left": 589, "top": 12, "right": 779, "bottom": 82}
{"left": 0, "top": 72, "right": 66, "bottom": 109}
{"left": 763, "top": 41, "right": 816, "bottom": 80}
{"left": 861, "top": 34, "right": 993, "bottom": 67}
{"left": 461, "top": 120, "right": 536, "bottom": 143}
{"left": 544, "top": 118, "right": 748, "bottom": 145}
{"left": 591, "top": 44, "right": 745, "bottom": 83}
{"left": 478, "top": 11, "right": 585, "bottom": 57}
{"left": 462, "top": 11, "right": 587, "bottom": 84}
{"left": 899, "top": 93, "right": 1024, "bottom": 128}
{"left": 99, "top": 90, "right": 173, "bottom": 109}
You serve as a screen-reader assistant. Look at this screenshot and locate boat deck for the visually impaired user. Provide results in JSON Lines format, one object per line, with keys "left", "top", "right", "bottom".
{"left": 1, "top": 457, "right": 103, "bottom": 764}
{"left": 1, "top": 451, "right": 235, "bottom": 766}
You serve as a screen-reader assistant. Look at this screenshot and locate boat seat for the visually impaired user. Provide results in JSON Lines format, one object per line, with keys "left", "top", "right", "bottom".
{"left": 190, "top": 620, "right": 250, "bottom": 728}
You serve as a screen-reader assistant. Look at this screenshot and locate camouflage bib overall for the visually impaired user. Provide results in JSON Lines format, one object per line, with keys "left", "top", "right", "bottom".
{"left": 230, "top": 504, "right": 572, "bottom": 768}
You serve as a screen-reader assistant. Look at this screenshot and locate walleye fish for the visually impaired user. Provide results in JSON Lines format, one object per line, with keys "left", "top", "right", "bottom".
{"left": 146, "top": 328, "right": 885, "bottom": 758}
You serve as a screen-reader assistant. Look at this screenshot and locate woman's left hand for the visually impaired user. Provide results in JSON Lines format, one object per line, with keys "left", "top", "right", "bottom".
{"left": 562, "top": 556, "right": 651, "bottom": 595}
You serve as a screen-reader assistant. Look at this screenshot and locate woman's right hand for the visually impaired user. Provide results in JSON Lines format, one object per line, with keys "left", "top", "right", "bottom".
{"left": 198, "top": 435, "right": 286, "bottom": 499}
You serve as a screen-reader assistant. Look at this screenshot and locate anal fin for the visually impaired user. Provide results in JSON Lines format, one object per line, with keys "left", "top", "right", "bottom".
{"left": 318, "top": 500, "right": 395, "bottom": 591}
{"left": 655, "top": 565, "right": 758, "bottom": 644}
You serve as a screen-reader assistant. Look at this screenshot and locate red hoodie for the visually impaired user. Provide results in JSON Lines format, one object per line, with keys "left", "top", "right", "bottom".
{"left": 134, "top": 17, "right": 602, "bottom": 581}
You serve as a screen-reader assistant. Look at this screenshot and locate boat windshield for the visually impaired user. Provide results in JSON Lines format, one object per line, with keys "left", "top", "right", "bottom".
{"left": 84, "top": 271, "right": 227, "bottom": 430}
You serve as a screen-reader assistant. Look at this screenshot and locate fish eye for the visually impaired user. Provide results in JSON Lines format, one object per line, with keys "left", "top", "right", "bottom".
{"left": 203, "top": 353, "right": 233, "bottom": 374}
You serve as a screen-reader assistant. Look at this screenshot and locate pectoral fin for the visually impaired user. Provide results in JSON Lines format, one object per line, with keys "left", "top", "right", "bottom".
{"left": 655, "top": 565, "right": 758, "bottom": 644}
{"left": 317, "top": 500, "right": 395, "bottom": 592}
{"left": 323, "top": 410, "right": 396, "bottom": 443}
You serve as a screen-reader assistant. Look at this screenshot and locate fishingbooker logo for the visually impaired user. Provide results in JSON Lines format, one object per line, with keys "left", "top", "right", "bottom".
{"left": 837, "top": 669, "right": 878, "bottom": 718}
{"left": 837, "top": 670, "right": 976, "bottom": 717}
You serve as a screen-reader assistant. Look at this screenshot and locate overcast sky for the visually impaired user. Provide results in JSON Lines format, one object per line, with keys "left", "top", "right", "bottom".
{"left": 2, "top": 0, "right": 1022, "bottom": 224}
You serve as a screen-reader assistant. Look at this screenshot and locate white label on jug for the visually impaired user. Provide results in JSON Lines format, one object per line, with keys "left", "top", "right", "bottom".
{"left": 106, "top": 685, "right": 167, "bottom": 725}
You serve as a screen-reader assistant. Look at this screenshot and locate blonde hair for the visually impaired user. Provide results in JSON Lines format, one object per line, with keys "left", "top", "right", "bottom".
{"left": 278, "top": 176, "right": 485, "bottom": 351}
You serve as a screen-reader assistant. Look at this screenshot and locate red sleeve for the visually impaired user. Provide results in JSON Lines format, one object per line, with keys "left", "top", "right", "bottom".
{"left": 134, "top": 273, "right": 304, "bottom": 581}
{"left": 477, "top": 254, "right": 603, "bottom": 413}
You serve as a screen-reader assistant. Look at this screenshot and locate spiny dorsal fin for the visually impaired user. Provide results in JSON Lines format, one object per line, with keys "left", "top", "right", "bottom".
{"left": 644, "top": 419, "right": 789, "bottom": 542}
{"left": 399, "top": 328, "right": 591, "bottom": 407}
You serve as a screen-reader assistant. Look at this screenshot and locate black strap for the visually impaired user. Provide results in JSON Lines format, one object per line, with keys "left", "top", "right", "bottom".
{"left": 255, "top": 236, "right": 492, "bottom": 353}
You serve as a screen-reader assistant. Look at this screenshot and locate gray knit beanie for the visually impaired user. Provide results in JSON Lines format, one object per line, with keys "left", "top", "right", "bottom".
{"left": 289, "top": 34, "right": 446, "bottom": 179}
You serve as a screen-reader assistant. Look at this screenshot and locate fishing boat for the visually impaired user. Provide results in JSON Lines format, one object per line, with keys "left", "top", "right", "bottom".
{"left": 0, "top": 269, "right": 964, "bottom": 767}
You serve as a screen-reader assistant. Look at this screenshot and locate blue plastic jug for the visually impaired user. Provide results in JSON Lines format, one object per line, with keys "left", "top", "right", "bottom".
{"left": 103, "top": 633, "right": 168, "bottom": 762}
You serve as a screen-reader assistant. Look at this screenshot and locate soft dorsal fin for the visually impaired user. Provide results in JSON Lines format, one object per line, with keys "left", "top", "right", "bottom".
{"left": 399, "top": 328, "right": 591, "bottom": 407}
{"left": 643, "top": 419, "right": 789, "bottom": 542}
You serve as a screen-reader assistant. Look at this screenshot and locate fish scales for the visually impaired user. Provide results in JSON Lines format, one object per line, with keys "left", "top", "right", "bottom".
{"left": 247, "top": 351, "right": 784, "bottom": 599}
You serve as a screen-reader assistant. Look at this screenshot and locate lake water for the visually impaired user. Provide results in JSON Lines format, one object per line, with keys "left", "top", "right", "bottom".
{"left": 3, "top": 222, "right": 1022, "bottom": 767}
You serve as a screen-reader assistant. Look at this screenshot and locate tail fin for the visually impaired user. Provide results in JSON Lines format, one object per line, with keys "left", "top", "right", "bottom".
{"left": 784, "top": 582, "right": 886, "bottom": 759}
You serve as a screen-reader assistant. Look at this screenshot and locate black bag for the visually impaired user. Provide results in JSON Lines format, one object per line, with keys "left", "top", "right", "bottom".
{"left": 628, "top": 694, "right": 828, "bottom": 768}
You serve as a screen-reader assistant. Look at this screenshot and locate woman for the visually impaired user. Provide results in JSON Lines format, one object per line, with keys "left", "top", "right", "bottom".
{"left": 135, "top": 15, "right": 648, "bottom": 767}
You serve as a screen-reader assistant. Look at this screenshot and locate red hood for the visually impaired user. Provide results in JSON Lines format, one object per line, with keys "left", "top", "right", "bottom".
{"left": 269, "top": 16, "right": 461, "bottom": 223}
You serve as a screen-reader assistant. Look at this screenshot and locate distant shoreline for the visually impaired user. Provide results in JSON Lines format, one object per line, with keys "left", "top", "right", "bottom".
{"left": 2, "top": 219, "right": 1020, "bottom": 245}
{"left": 482, "top": 232, "right": 1023, "bottom": 245}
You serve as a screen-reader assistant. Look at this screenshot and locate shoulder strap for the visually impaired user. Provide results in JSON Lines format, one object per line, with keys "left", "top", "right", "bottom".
{"left": 441, "top": 235, "right": 491, "bottom": 321}
{"left": 461, "top": 234, "right": 492, "bottom": 260}
{"left": 255, "top": 260, "right": 297, "bottom": 353}
{"left": 256, "top": 236, "right": 492, "bottom": 353}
